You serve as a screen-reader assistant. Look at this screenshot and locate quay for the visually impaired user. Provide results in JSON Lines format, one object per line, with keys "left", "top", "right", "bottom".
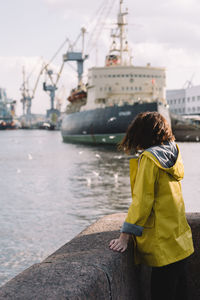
{"left": 0, "top": 213, "right": 199, "bottom": 300}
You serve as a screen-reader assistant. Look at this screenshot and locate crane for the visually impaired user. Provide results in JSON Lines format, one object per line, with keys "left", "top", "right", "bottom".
{"left": 63, "top": 27, "right": 88, "bottom": 85}
{"left": 43, "top": 66, "right": 60, "bottom": 124}
{"left": 20, "top": 58, "right": 44, "bottom": 116}
{"left": 20, "top": 67, "right": 33, "bottom": 116}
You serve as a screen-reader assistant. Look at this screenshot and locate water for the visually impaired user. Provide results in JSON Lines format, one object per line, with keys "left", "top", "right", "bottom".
{"left": 0, "top": 130, "right": 200, "bottom": 286}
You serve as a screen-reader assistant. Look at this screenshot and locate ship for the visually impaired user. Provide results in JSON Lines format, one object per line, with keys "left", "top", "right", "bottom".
{"left": 170, "top": 113, "right": 200, "bottom": 142}
{"left": 0, "top": 88, "right": 17, "bottom": 130}
{"left": 61, "top": 0, "right": 170, "bottom": 144}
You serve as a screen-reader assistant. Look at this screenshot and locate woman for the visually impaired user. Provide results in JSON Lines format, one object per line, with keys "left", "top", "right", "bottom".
{"left": 109, "top": 112, "right": 194, "bottom": 300}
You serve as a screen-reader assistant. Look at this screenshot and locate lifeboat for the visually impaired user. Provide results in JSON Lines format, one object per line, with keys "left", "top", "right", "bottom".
{"left": 67, "top": 88, "right": 87, "bottom": 103}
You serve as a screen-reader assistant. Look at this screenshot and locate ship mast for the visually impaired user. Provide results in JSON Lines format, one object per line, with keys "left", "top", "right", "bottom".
{"left": 107, "top": 0, "right": 130, "bottom": 66}
{"left": 118, "top": 0, "right": 128, "bottom": 65}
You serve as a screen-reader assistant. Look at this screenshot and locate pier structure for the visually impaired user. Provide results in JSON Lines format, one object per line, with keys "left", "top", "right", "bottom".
{"left": 0, "top": 213, "right": 199, "bottom": 299}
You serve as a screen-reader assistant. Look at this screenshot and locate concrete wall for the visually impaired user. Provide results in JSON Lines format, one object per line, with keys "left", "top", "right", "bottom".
{"left": 0, "top": 213, "right": 199, "bottom": 300}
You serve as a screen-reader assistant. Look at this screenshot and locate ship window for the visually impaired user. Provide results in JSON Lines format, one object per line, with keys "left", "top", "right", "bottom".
{"left": 198, "top": 96, "right": 200, "bottom": 100}
{"left": 198, "top": 107, "right": 200, "bottom": 111}
{"left": 109, "top": 87, "right": 112, "bottom": 91}
{"left": 131, "top": 87, "right": 133, "bottom": 90}
{"left": 135, "top": 74, "right": 138, "bottom": 77}
{"left": 108, "top": 75, "right": 111, "bottom": 78}
{"left": 182, "top": 98, "right": 185, "bottom": 102}
{"left": 146, "top": 75, "right": 150, "bottom": 78}
{"left": 187, "top": 97, "right": 190, "bottom": 102}
{"left": 122, "top": 74, "right": 124, "bottom": 77}
{"left": 94, "top": 75, "right": 97, "bottom": 78}
{"left": 192, "top": 107, "right": 195, "bottom": 112}
{"left": 130, "top": 78, "right": 134, "bottom": 83}
{"left": 135, "top": 87, "right": 138, "bottom": 91}
{"left": 112, "top": 74, "right": 116, "bottom": 77}
{"left": 139, "top": 87, "right": 142, "bottom": 91}
{"left": 178, "top": 99, "right": 181, "bottom": 104}
{"left": 104, "top": 87, "right": 107, "bottom": 91}
{"left": 174, "top": 99, "right": 176, "bottom": 104}
{"left": 117, "top": 74, "right": 120, "bottom": 77}
{"left": 126, "top": 74, "right": 129, "bottom": 77}
{"left": 122, "top": 87, "right": 124, "bottom": 91}
{"left": 126, "top": 87, "right": 129, "bottom": 90}
{"left": 130, "top": 74, "right": 133, "bottom": 77}
{"left": 139, "top": 75, "right": 142, "bottom": 77}
{"left": 192, "top": 96, "right": 195, "bottom": 101}
{"left": 183, "top": 108, "right": 185, "bottom": 113}
{"left": 104, "top": 75, "right": 107, "bottom": 78}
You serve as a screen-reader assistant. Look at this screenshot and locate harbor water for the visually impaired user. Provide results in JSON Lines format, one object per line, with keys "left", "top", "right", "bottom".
{"left": 0, "top": 130, "right": 200, "bottom": 286}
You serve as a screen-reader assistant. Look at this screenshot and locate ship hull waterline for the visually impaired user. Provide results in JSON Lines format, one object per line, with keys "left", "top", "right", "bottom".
{"left": 61, "top": 102, "right": 170, "bottom": 145}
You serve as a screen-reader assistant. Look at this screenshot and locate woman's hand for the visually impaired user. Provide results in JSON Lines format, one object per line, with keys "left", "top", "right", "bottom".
{"left": 109, "top": 233, "right": 130, "bottom": 252}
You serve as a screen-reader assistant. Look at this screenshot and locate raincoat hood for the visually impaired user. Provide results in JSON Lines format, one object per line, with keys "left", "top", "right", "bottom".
{"left": 144, "top": 142, "right": 184, "bottom": 181}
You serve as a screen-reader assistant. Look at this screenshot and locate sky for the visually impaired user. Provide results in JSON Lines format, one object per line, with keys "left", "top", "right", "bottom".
{"left": 1, "top": 0, "right": 200, "bottom": 115}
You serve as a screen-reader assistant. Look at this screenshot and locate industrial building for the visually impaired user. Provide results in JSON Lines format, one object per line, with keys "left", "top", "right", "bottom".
{"left": 166, "top": 85, "right": 200, "bottom": 115}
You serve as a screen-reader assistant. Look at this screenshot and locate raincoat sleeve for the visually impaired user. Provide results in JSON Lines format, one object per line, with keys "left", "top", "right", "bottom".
{"left": 121, "top": 155, "right": 158, "bottom": 236}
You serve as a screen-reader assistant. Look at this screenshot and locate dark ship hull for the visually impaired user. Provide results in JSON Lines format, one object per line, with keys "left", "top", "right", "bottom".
{"left": 171, "top": 114, "right": 200, "bottom": 142}
{"left": 61, "top": 102, "right": 170, "bottom": 144}
{"left": 0, "top": 120, "right": 17, "bottom": 130}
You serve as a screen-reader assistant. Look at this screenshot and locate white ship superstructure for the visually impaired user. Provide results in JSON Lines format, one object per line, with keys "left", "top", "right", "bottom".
{"left": 85, "top": 65, "right": 166, "bottom": 110}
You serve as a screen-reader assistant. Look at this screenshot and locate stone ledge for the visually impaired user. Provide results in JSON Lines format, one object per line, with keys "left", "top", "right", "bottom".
{"left": 0, "top": 213, "right": 199, "bottom": 300}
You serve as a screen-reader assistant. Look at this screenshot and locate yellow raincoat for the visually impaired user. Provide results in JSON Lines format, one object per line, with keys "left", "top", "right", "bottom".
{"left": 124, "top": 145, "right": 194, "bottom": 267}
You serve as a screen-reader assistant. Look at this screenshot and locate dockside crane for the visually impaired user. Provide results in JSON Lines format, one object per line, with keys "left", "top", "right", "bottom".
{"left": 41, "top": 37, "right": 71, "bottom": 124}
{"left": 63, "top": 27, "right": 88, "bottom": 85}
{"left": 43, "top": 69, "right": 57, "bottom": 111}
{"left": 20, "top": 67, "right": 32, "bottom": 116}
{"left": 20, "top": 59, "right": 44, "bottom": 117}
{"left": 42, "top": 56, "right": 66, "bottom": 122}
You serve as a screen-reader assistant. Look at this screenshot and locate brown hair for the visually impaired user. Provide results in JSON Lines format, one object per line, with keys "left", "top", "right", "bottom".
{"left": 119, "top": 111, "right": 175, "bottom": 153}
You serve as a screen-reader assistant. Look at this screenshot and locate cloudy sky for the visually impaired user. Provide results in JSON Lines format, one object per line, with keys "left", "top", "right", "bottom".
{"left": 1, "top": 0, "right": 200, "bottom": 115}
